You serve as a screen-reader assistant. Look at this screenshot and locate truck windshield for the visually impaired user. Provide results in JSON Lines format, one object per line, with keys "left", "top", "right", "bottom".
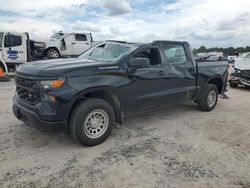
{"left": 0, "top": 32, "right": 3, "bottom": 46}
{"left": 50, "top": 32, "right": 64, "bottom": 39}
{"left": 79, "top": 43, "right": 137, "bottom": 62}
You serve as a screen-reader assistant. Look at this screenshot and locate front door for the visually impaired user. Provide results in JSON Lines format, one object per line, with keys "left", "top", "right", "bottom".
{"left": 2, "top": 33, "right": 28, "bottom": 63}
{"left": 125, "top": 47, "right": 168, "bottom": 115}
{"left": 61, "top": 34, "right": 74, "bottom": 56}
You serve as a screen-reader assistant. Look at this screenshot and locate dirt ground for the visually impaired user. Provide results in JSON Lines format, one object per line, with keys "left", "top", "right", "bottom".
{"left": 0, "top": 79, "right": 250, "bottom": 188}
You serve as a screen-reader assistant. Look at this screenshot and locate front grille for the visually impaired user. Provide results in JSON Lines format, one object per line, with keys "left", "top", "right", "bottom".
{"left": 15, "top": 77, "right": 40, "bottom": 105}
{"left": 242, "top": 70, "right": 250, "bottom": 78}
{"left": 15, "top": 76, "right": 36, "bottom": 88}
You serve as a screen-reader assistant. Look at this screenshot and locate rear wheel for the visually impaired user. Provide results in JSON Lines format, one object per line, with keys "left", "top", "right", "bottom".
{"left": 198, "top": 84, "right": 218, "bottom": 111}
{"left": 229, "top": 81, "right": 238, "bottom": 88}
{"left": 69, "top": 99, "right": 115, "bottom": 146}
{"left": 47, "top": 48, "right": 60, "bottom": 59}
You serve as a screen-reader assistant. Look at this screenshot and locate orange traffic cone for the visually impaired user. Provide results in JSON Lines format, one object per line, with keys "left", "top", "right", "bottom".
{"left": 0, "top": 68, "right": 4, "bottom": 77}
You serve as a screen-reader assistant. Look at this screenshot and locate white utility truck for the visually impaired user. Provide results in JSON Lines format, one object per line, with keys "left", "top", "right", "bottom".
{"left": 0, "top": 32, "right": 36, "bottom": 78}
{"left": 39, "top": 32, "right": 98, "bottom": 58}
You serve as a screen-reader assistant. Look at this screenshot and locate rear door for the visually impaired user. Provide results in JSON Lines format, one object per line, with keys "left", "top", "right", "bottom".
{"left": 73, "top": 34, "right": 91, "bottom": 56}
{"left": 2, "top": 33, "right": 28, "bottom": 63}
{"left": 159, "top": 42, "right": 197, "bottom": 103}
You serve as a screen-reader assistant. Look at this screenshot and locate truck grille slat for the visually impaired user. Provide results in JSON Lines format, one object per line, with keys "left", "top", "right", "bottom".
{"left": 15, "top": 77, "right": 40, "bottom": 105}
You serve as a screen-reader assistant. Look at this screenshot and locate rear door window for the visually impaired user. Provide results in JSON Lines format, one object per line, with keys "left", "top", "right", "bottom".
{"left": 162, "top": 43, "right": 187, "bottom": 64}
{"left": 75, "top": 34, "right": 87, "bottom": 41}
{"left": 4, "top": 34, "right": 22, "bottom": 47}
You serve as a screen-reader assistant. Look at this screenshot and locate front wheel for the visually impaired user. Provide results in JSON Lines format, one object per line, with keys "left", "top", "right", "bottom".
{"left": 47, "top": 48, "right": 60, "bottom": 59}
{"left": 198, "top": 84, "right": 218, "bottom": 111}
{"left": 69, "top": 99, "right": 115, "bottom": 146}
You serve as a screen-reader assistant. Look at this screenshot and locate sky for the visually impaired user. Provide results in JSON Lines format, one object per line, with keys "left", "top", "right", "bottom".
{"left": 0, "top": 0, "right": 250, "bottom": 48}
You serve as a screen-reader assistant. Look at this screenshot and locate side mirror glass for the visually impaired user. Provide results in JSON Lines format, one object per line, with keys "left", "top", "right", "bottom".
{"left": 128, "top": 58, "right": 150, "bottom": 68}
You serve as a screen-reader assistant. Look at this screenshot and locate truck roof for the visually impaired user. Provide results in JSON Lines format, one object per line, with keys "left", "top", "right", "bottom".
{"left": 105, "top": 40, "right": 190, "bottom": 47}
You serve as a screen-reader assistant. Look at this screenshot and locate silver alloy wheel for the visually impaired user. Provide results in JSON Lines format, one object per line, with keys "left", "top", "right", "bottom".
{"left": 207, "top": 90, "right": 217, "bottom": 107}
{"left": 83, "top": 109, "right": 109, "bottom": 139}
{"left": 50, "top": 50, "right": 59, "bottom": 58}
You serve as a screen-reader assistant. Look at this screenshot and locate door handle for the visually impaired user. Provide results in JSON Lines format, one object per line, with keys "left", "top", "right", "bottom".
{"left": 72, "top": 43, "right": 76, "bottom": 45}
{"left": 157, "top": 71, "right": 165, "bottom": 76}
{"left": 188, "top": 68, "right": 195, "bottom": 73}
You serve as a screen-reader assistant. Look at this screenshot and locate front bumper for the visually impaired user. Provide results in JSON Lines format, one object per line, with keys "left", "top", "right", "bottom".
{"left": 229, "top": 76, "right": 250, "bottom": 86}
{"left": 13, "top": 98, "right": 68, "bottom": 132}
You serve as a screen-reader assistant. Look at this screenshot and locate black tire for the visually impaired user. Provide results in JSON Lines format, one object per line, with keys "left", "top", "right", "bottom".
{"left": 198, "top": 84, "right": 218, "bottom": 112}
{"left": 69, "top": 99, "right": 115, "bottom": 146}
{"left": 229, "top": 81, "right": 238, "bottom": 88}
{"left": 47, "top": 48, "right": 60, "bottom": 59}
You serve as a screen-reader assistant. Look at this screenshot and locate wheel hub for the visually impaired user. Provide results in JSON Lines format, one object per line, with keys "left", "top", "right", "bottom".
{"left": 83, "top": 109, "right": 109, "bottom": 139}
{"left": 207, "top": 90, "right": 217, "bottom": 107}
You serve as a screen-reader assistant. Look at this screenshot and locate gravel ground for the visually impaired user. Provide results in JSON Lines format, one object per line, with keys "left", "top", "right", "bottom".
{"left": 0, "top": 79, "right": 250, "bottom": 188}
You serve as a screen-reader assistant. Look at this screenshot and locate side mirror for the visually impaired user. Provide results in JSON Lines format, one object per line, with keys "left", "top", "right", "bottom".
{"left": 128, "top": 58, "right": 150, "bottom": 68}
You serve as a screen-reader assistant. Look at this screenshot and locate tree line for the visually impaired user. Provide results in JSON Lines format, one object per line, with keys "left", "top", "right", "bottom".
{"left": 193, "top": 45, "right": 250, "bottom": 56}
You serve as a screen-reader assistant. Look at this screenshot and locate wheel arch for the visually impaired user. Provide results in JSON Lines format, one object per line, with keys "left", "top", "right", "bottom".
{"left": 69, "top": 87, "right": 123, "bottom": 125}
{"left": 0, "top": 61, "right": 8, "bottom": 74}
{"left": 207, "top": 76, "right": 223, "bottom": 94}
{"left": 45, "top": 47, "right": 60, "bottom": 56}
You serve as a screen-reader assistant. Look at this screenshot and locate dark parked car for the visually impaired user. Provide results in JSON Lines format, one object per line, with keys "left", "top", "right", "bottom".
{"left": 13, "top": 40, "right": 229, "bottom": 146}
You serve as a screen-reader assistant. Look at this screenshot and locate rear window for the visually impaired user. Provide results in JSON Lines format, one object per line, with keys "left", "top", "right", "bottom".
{"left": 75, "top": 34, "right": 87, "bottom": 41}
{"left": 4, "top": 34, "right": 22, "bottom": 47}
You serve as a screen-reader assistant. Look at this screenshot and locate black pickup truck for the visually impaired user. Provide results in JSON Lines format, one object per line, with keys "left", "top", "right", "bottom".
{"left": 13, "top": 41, "right": 229, "bottom": 146}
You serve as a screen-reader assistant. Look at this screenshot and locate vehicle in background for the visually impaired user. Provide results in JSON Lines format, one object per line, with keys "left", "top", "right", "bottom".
{"left": 13, "top": 40, "right": 229, "bottom": 146}
{"left": 0, "top": 32, "right": 40, "bottom": 78}
{"left": 239, "top": 53, "right": 250, "bottom": 59}
{"left": 37, "top": 32, "right": 98, "bottom": 59}
{"left": 227, "top": 55, "right": 237, "bottom": 64}
{"left": 205, "top": 55, "right": 224, "bottom": 61}
{"left": 229, "top": 55, "right": 250, "bottom": 88}
{"left": 196, "top": 55, "right": 226, "bottom": 62}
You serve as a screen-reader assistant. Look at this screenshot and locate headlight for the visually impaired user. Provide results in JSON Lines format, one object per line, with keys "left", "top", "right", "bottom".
{"left": 40, "top": 77, "right": 65, "bottom": 89}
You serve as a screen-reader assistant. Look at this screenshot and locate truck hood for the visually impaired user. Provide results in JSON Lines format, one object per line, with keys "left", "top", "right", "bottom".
{"left": 234, "top": 58, "right": 250, "bottom": 70}
{"left": 16, "top": 58, "right": 112, "bottom": 77}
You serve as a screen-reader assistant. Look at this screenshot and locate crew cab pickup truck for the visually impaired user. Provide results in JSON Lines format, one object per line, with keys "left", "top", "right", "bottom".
{"left": 37, "top": 32, "right": 98, "bottom": 59}
{"left": 13, "top": 40, "right": 229, "bottom": 146}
